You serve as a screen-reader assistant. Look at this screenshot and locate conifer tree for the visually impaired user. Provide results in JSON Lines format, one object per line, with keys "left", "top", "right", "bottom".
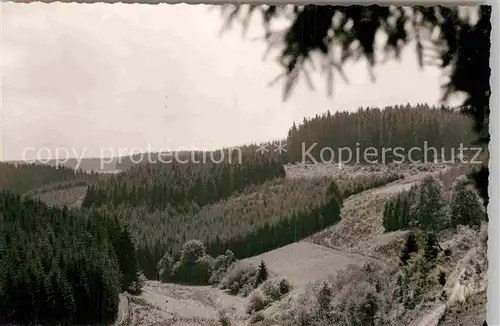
{"left": 450, "top": 175, "right": 486, "bottom": 227}
{"left": 401, "top": 197, "right": 410, "bottom": 229}
{"left": 385, "top": 202, "right": 395, "bottom": 232}
{"left": 424, "top": 232, "right": 440, "bottom": 263}
{"left": 393, "top": 197, "right": 402, "bottom": 230}
{"left": 254, "top": 260, "right": 268, "bottom": 288}
{"left": 118, "top": 226, "right": 140, "bottom": 293}
{"left": 400, "top": 232, "right": 419, "bottom": 266}
{"left": 382, "top": 201, "right": 390, "bottom": 231}
{"left": 328, "top": 181, "right": 343, "bottom": 206}
{"left": 416, "top": 177, "right": 446, "bottom": 231}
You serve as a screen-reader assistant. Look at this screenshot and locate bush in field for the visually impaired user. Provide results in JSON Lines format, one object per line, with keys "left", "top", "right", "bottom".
{"left": 209, "top": 250, "right": 236, "bottom": 285}
{"left": 158, "top": 243, "right": 236, "bottom": 287}
{"left": 220, "top": 262, "right": 257, "bottom": 296}
{"left": 157, "top": 252, "right": 174, "bottom": 282}
{"left": 129, "top": 271, "right": 147, "bottom": 295}
{"left": 246, "top": 291, "right": 269, "bottom": 314}
{"left": 279, "top": 278, "right": 293, "bottom": 296}
{"left": 261, "top": 277, "right": 293, "bottom": 301}
{"left": 245, "top": 277, "right": 293, "bottom": 317}
{"left": 171, "top": 239, "right": 213, "bottom": 284}
{"left": 218, "top": 308, "right": 232, "bottom": 326}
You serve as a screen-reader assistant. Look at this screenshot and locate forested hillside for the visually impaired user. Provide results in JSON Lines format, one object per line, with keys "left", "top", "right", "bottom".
{"left": 0, "top": 191, "right": 142, "bottom": 325}
{"left": 286, "top": 104, "right": 475, "bottom": 163}
{"left": 93, "top": 172, "right": 401, "bottom": 279}
{"left": 114, "top": 145, "right": 287, "bottom": 171}
{"left": 0, "top": 162, "right": 101, "bottom": 195}
{"left": 83, "top": 155, "right": 285, "bottom": 211}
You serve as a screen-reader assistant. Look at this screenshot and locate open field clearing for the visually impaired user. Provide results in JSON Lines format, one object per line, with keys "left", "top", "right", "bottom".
{"left": 243, "top": 241, "right": 375, "bottom": 290}
{"left": 116, "top": 281, "right": 248, "bottom": 326}
{"left": 31, "top": 186, "right": 88, "bottom": 208}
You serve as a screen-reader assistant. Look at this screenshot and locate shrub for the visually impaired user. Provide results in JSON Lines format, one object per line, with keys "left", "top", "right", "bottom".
{"left": 279, "top": 278, "right": 293, "bottom": 295}
{"left": 170, "top": 239, "right": 216, "bottom": 285}
{"left": 220, "top": 262, "right": 257, "bottom": 296}
{"left": 239, "top": 281, "right": 256, "bottom": 297}
{"left": 246, "top": 291, "right": 268, "bottom": 314}
{"left": 262, "top": 280, "right": 282, "bottom": 301}
{"left": 261, "top": 277, "right": 293, "bottom": 301}
{"left": 194, "top": 255, "right": 214, "bottom": 285}
{"left": 157, "top": 252, "right": 174, "bottom": 282}
{"left": 218, "top": 309, "right": 231, "bottom": 326}
{"left": 128, "top": 271, "right": 147, "bottom": 295}
{"left": 209, "top": 250, "right": 236, "bottom": 285}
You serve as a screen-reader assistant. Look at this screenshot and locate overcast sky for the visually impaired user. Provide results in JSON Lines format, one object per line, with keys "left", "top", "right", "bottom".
{"left": 1, "top": 3, "right": 443, "bottom": 161}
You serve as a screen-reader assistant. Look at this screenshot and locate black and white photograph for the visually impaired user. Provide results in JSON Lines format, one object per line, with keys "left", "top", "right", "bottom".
{"left": 0, "top": 3, "right": 493, "bottom": 326}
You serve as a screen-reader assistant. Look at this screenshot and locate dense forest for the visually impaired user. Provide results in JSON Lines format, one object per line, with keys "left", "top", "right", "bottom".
{"left": 91, "top": 172, "right": 402, "bottom": 279}
{"left": 83, "top": 155, "right": 285, "bottom": 211}
{"left": 0, "top": 162, "right": 101, "bottom": 195}
{"left": 286, "top": 104, "right": 475, "bottom": 163}
{"left": 0, "top": 191, "right": 141, "bottom": 325}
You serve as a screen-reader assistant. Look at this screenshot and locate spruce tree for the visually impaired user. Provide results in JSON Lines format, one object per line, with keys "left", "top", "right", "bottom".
{"left": 254, "top": 260, "right": 268, "bottom": 288}
{"left": 328, "top": 181, "right": 343, "bottom": 206}
{"left": 400, "top": 232, "right": 418, "bottom": 266}
{"left": 416, "top": 177, "right": 445, "bottom": 231}
{"left": 401, "top": 197, "right": 410, "bottom": 229}
{"left": 116, "top": 225, "right": 140, "bottom": 292}
{"left": 386, "top": 202, "right": 395, "bottom": 232}
{"left": 450, "top": 175, "right": 486, "bottom": 227}
{"left": 424, "top": 232, "right": 440, "bottom": 263}
{"left": 382, "top": 202, "right": 390, "bottom": 231}
{"left": 393, "top": 197, "right": 402, "bottom": 230}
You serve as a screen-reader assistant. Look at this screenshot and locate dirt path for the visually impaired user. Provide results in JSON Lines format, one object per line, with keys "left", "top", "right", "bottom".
{"left": 113, "top": 294, "right": 131, "bottom": 326}
{"left": 120, "top": 282, "right": 248, "bottom": 326}
{"left": 410, "top": 247, "right": 479, "bottom": 326}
